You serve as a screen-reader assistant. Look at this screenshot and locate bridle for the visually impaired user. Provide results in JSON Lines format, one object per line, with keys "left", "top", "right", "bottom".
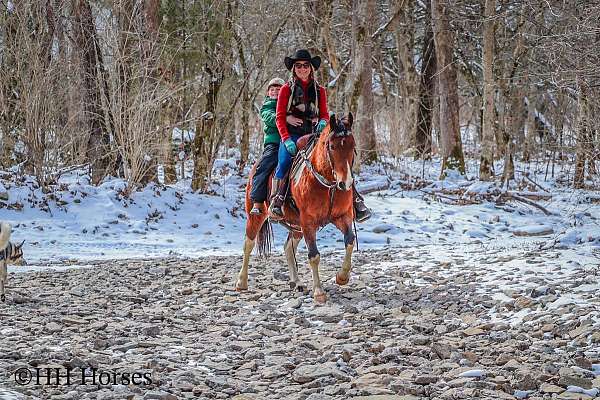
{"left": 299, "top": 126, "right": 352, "bottom": 189}
{"left": 297, "top": 123, "right": 353, "bottom": 223}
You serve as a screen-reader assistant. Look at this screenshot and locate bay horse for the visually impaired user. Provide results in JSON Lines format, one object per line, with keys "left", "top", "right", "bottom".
{"left": 236, "top": 113, "right": 356, "bottom": 304}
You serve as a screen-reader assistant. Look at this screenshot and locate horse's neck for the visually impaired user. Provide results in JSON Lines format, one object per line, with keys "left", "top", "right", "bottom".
{"left": 309, "top": 140, "right": 334, "bottom": 181}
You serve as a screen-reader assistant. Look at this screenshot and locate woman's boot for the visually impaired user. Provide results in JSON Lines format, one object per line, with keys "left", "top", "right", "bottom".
{"left": 268, "top": 178, "right": 286, "bottom": 220}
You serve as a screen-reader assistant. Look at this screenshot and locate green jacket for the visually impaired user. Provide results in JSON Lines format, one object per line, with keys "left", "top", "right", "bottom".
{"left": 260, "top": 97, "right": 280, "bottom": 145}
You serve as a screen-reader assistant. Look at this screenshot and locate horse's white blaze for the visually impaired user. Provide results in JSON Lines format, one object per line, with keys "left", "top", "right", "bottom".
{"left": 344, "top": 162, "right": 353, "bottom": 190}
{"left": 333, "top": 162, "right": 353, "bottom": 190}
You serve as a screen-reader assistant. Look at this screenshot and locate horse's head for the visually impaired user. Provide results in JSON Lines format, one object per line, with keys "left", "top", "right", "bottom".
{"left": 324, "top": 113, "right": 355, "bottom": 191}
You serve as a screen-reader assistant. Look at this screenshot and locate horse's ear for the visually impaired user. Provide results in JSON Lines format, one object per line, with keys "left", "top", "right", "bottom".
{"left": 347, "top": 112, "right": 354, "bottom": 129}
{"left": 330, "top": 114, "right": 337, "bottom": 131}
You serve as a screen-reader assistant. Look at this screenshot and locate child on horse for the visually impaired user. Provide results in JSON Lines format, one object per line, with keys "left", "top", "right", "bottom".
{"left": 249, "top": 78, "right": 286, "bottom": 215}
{"left": 268, "top": 49, "right": 371, "bottom": 222}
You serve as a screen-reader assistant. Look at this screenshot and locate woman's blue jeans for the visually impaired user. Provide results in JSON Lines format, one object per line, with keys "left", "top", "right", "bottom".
{"left": 274, "top": 135, "right": 300, "bottom": 179}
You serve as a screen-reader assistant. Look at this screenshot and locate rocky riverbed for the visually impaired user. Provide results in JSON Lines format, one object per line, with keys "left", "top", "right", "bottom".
{"left": 0, "top": 244, "right": 599, "bottom": 400}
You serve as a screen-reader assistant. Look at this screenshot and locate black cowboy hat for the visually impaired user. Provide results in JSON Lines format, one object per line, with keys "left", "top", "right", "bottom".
{"left": 284, "top": 49, "right": 321, "bottom": 71}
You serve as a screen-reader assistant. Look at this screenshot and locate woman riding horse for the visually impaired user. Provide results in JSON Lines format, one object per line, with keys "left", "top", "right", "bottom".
{"left": 268, "top": 49, "right": 371, "bottom": 222}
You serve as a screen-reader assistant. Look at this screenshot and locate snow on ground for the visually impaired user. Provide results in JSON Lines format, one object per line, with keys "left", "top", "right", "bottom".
{"left": 0, "top": 155, "right": 598, "bottom": 276}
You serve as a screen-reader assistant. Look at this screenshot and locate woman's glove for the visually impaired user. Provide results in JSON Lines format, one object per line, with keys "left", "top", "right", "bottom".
{"left": 284, "top": 139, "right": 297, "bottom": 156}
{"left": 315, "top": 119, "right": 327, "bottom": 134}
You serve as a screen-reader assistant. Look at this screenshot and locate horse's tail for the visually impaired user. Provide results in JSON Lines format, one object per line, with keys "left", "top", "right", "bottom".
{"left": 256, "top": 219, "right": 273, "bottom": 258}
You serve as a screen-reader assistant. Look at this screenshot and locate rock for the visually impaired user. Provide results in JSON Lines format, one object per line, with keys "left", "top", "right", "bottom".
{"left": 569, "top": 326, "right": 592, "bottom": 339}
{"left": 514, "top": 297, "right": 533, "bottom": 310}
{"left": 512, "top": 226, "right": 554, "bottom": 236}
{"left": 410, "top": 335, "right": 430, "bottom": 346}
{"left": 372, "top": 224, "right": 395, "bottom": 233}
{"left": 61, "top": 317, "right": 88, "bottom": 325}
{"left": 351, "top": 373, "right": 394, "bottom": 389}
{"left": 539, "top": 383, "right": 564, "bottom": 394}
{"left": 306, "top": 394, "right": 334, "bottom": 400}
{"left": 205, "top": 376, "right": 232, "bottom": 390}
{"left": 261, "top": 365, "right": 289, "bottom": 379}
{"left": 414, "top": 375, "right": 438, "bottom": 385}
{"left": 458, "top": 369, "right": 486, "bottom": 379}
{"left": 287, "top": 298, "right": 302, "bottom": 309}
{"left": 513, "top": 372, "right": 537, "bottom": 391}
{"left": 558, "top": 375, "right": 592, "bottom": 389}
{"left": 142, "top": 391, "right": 178, "bottom": 400}
{"left": 463, "top": 327, "right": 485, "bottom": 336}
{"left": 293, "top": 363, "right": 347, "bottom": 383}
{"left": 431, "top": 342, "right": 452, "bottom": 359}
{"left": 573, "top": 357, "right": 593, "bottom": 370}
{"left": 310, "top": 306, "right": 344, "bottom": 323}
{"left": 143, "top": 325, "right": 160, "bottom": 337}
{"left": 556, "top": 392, "right": 593, "bottom": 400}
{"left": 352, "top": 396, "right": 421, "bottom": 400}
{"left": 503, "top": 359, "right": 521, "bottom": 371}
{"left": 46, "top": 322, "right": 62, "bottom": 333}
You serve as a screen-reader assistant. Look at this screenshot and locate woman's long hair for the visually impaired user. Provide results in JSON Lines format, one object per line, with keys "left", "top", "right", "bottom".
{"left": 287, "top": 65, "right": 320, "bottom": 112}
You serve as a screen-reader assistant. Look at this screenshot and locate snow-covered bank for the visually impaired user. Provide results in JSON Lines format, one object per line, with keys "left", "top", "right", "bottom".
{"left": 0, "top": 157, "right": 599, "bottom": 266}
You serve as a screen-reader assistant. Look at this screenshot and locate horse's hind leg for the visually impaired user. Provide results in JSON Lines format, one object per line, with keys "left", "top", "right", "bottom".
{"left": 236, "top": 236, "right": 255, "bottom": 291}
{"left": 284, "top": 232, "right": 304, "bottom": 292}
{"left": 303, "top": 227, "right": 326, "bottom": 304}
{"left": 334, "top": 219, "right": 355, "bottom": 286}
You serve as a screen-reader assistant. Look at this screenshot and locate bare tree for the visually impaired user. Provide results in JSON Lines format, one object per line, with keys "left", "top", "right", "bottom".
{"left": 479, "top": 0, "right": 495, "bottom": 180}
{"left": 415, "top": 0, "right": 435, "bottom": 160}
{"left": 432, "top": 0, "right": 465, "bottom": 177}
{"left": 73, "top": 0, "right": 112, "bottom": 184}
{"left": 349, "top": 0, "right": 378, "bottom": 166}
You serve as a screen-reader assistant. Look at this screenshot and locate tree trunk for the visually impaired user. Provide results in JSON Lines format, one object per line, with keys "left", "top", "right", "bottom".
{"left": 238, "top": 87, "right": 251, "bottom": 175}
{"left": 574, "top": 78, "right": 589, "bottom": 188}
{"left": 73, "top": 0, "right": 111, "bottom": 184}
{"left": 235, "top": 28, "right": 251, "bottom": 175}
{"left": 523, "top": 91, "right": 536, "bottom": 163}
{"left": 479, "top": 0, "right": 495, "bottom": 180}
{"left": 415, "top": 0, "right": 435, "bottom": 160}
{"left": 431, "top": 0, "right": 465, "bottom": 177}
{"left": 351, "top": 0, "right": 378, "bottom": 166}
{"left": 192, "top": 68, "right": 222, "bottom": 192}
{"left": 395, "top": 0, "right": 419, "bottom": 158}
{"left": 115, "top": 0, "right": 135, "bottom": 181}
{"left": 139, "top": 0, "right": 161, "bottom": 185}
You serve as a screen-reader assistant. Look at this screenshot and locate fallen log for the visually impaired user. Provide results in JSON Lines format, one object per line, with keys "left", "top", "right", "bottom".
{"left": 358, "top": 179, "right": 391, "bottom": 195}
{"left": 506, "top": 191, "right": 552, "bottom": 201}
{"left": 503, "top": 192, "right": 553, "bottom": 215}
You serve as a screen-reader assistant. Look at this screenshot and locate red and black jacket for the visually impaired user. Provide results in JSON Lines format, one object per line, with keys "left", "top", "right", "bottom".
{"left": 275, "top": 79, "right": 329, "bottom": 142}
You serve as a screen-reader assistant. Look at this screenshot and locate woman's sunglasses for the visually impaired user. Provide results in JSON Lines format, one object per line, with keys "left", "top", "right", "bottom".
{"left": 294, "top": 62, "right": 311, "bottom": 70}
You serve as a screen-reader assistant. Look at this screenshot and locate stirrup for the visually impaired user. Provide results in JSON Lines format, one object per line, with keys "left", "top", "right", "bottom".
{"left": 354, "top": 201, "right": 371, "bottom": 223}
{"left": 268, "top": 195, "right": 285, "bottom": 220}
{"left": 250, "top": 204, "right": 262, "bottom": 215}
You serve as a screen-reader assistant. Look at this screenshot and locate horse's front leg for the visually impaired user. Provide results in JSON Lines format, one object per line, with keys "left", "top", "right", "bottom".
{"left": 303, "top": 226, "right": 326, "bottom": 304}
{"left": 333, "top": 217, "right": 355, "bottom": 286}
{"left": 284, "top": 232, "right": 304, "bottom": 292}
